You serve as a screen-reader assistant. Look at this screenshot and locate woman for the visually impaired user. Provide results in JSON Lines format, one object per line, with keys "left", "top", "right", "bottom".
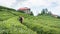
{"left": 19, "top": 16, "right": 24, "bottom": 23}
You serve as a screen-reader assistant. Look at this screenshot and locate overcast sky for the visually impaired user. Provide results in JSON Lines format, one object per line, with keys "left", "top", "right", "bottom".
{"left": 0, "top": 0, "right": 60, "bottom": 16}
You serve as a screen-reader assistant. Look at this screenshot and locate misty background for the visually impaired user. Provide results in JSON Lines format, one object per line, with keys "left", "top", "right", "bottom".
{"left": 0, "top": 0, "right": 60, "bottom": 16}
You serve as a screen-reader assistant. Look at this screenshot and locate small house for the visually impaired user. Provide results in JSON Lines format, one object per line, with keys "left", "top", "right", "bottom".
{"left": 51, "top": 14, "right": 60, "bottom": 18}
{"left": 18, "top": 7, "right": 32, "bottom": 14}
{"left": 52, "top": 14, "right": 58, "bottom": 18}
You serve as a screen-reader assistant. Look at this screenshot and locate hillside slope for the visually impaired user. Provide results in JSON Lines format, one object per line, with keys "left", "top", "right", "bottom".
{"left": 0, "top": 6, "right": 37, "bottom": 34}
{"left": 0, "top": 6, "right": 60, "bottom": 34}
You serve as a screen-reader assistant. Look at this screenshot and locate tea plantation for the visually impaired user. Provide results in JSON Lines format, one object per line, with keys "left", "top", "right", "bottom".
{"left": 0, "top": 6, "right": 60, "bottom": 34}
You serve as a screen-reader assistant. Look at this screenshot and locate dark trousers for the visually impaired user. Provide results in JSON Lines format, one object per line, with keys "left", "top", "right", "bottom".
{"left": 20, "top": 20, "right": 22, "bottom": 23}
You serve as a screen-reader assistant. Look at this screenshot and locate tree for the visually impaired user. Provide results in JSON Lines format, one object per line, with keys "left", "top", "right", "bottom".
{"left": 30, "top": 12, "right": 33, "bottom": 15}
{"left": 41, "top": 8, "right": 48, "bottom": 15}
{"left": 47, "top": 11, "right": 52, "bottom": 15}
{"left": 41, "top": 9, "right": 45, "bottom": 15}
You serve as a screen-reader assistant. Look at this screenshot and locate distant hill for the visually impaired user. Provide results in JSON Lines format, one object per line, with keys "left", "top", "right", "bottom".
{"left": 0, "top": 6, "right": 60, "bottom": 34}
{"left": 0, "top": 6, "right": 16, "bottom": 11}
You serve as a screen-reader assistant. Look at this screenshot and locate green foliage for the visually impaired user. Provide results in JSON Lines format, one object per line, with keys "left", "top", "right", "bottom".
{"left": 0, "top": 16, "right": 37, "bottom": 34}
{"left": 0, "top": 6, "right": 60, "bottom": 34}
{"left": 30, "top": 12, "right": 33, "bottom": 15}
{"left": 0, "top": 6, "right": 37, "bottom": 34}
{"left": 41, "top": 8, "right": 48, "bottom": 15}
{"left": 47, "top": 11, "right": 52, "bottom": 15}
{"left": 23, "top": 15, "right": 60, "bottom": 34}
{"left": 17, "top": 10, "right": 25, "bottom": 13}
{"left": 41, "top": 9, "right": 45, "bottom": 15}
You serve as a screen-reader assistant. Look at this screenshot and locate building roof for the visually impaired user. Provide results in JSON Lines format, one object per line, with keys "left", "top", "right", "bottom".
{"left": 18, "top": 7, "right": 30, "bottom": 10}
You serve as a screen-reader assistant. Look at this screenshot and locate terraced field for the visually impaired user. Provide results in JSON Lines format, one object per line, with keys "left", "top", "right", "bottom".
{"left": 0, "top": 6, "right": 60, "bottom": 34}
{"left": 0, "top": 11, "right": 37, "bottom": 34}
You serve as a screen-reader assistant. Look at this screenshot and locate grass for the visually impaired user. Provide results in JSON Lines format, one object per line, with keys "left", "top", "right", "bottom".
{"left": 0, "top": 6, "right": 60, "bottom": 34}
{"left": 23, "top": 15, "right": 60, "bottom": 34}
{"left": 0, "top": 16, "right": 37, "bottom": 34}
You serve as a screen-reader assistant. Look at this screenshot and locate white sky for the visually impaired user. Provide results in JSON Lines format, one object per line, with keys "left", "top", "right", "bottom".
{"left": 0, "top": 0, "right": 60, "bottom": 16}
